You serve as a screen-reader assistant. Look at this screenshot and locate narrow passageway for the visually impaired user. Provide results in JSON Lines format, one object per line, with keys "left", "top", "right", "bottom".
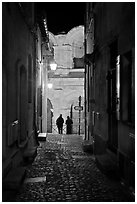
{"left": 15, "top": 134, "right": 131, "bottom": 202}
{"left": 2, "top": 2, "right": 135, "bottom": 202}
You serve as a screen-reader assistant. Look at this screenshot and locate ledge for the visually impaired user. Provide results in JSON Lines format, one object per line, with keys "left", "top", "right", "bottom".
{"left": 38, "top": 133, "right": 47, "bottom": 141}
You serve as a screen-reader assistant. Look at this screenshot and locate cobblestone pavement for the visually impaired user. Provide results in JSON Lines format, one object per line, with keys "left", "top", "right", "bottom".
{"left": 15, "top": 134, "right": 132, "bottom": 202}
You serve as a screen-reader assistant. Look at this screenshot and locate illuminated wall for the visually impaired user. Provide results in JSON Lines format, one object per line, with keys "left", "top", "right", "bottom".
{"left": 47, "top": 26, "right": 85, "bottom": 134}
{"left": 49, "top": 26, "right": 84, "bottom": 68}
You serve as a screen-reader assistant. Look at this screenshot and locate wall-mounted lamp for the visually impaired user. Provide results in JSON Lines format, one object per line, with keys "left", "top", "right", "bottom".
{"left": 47, "top": 83, "right": 53, "bottom": 89}
{"left": 50, "top": 63, "right": 57, "bottom": 71}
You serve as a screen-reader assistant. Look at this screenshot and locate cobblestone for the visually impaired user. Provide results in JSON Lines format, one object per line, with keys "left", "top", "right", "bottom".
{"left": 15, "top": 134, "right": 133, "bottom": 202}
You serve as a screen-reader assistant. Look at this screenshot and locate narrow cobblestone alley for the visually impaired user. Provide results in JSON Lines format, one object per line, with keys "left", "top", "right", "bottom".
{"left": 15, "top": 134, "right": 132, "bottom": 202}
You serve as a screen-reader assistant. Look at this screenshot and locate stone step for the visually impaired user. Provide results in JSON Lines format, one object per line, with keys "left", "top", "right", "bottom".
{"left": 38, "top": 133, "right": 47, "bottom": 141}
{"left": 3, "top": 167, "right": 26, "bottom": 190}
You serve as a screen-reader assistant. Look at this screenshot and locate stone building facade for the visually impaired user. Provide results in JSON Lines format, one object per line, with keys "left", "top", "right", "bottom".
{"left": 2, "top": 2, "right": 49, "bottom": 184}
{"left": 85, "top": 2, "right": 135, "bottom": 193}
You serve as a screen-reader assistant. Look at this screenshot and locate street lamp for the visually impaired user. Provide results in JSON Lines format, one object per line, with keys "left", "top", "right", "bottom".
{"left": 50, "top": 62, "right": 57, "bottom": 71}
{"left": 47, "top": 83, "right": 53, "bottom": 89}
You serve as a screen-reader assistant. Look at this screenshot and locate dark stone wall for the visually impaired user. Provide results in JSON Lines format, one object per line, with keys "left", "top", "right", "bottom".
{"left": 94, "top": 3, "right": 135, "bottom": 53}
{"left": 2, "top": 3, "right": 36, "bottom": 164}
{"left": 88, "top": 2, "right": 135, "bottom": 189}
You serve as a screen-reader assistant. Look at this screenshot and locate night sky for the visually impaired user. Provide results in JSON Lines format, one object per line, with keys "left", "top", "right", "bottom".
{"left": 36, "top": 2, "right": 86, "bottom": 35}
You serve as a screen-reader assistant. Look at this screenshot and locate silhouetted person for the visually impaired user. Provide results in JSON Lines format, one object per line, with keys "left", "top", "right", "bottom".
{"left": 56, "top": 114, "right": 64, "bottom": 134}
{"left": 66, "top": 116, "right": 73, "bottom": 134}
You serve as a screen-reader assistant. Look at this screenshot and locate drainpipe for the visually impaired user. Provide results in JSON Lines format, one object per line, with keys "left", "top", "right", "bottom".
{"left": 84, "top": 3, "right": 88, "bottom": 141}
{"left": 78, "top": 96, "right": 82, "bottom": 135}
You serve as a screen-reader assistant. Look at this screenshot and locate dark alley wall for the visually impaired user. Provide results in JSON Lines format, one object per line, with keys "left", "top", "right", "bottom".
{"left": 2, "top": 2, "right": 38, "bottom": 177}
{"left": 85, "top": 2, "right": 135, "bottom": 190}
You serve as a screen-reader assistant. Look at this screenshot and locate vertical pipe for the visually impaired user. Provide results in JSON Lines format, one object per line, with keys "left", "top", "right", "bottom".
{"left": 78, "top": 96, "right": 81, "bottom": 135}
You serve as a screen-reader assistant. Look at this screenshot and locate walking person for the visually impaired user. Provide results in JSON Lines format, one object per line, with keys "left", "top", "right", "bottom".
{"left": 66, "top": 116, "right": 73, "bottom": 134}
{"left": 56, "top": 114, "right": 64, "bottom": 134}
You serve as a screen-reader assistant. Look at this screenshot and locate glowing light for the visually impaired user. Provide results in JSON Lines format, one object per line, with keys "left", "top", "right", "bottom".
{"left": 47, "top": 83, "right": 53, "bottom": 89}
{"left": 50, "top": 63, "right": 57, "bottom": 71}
